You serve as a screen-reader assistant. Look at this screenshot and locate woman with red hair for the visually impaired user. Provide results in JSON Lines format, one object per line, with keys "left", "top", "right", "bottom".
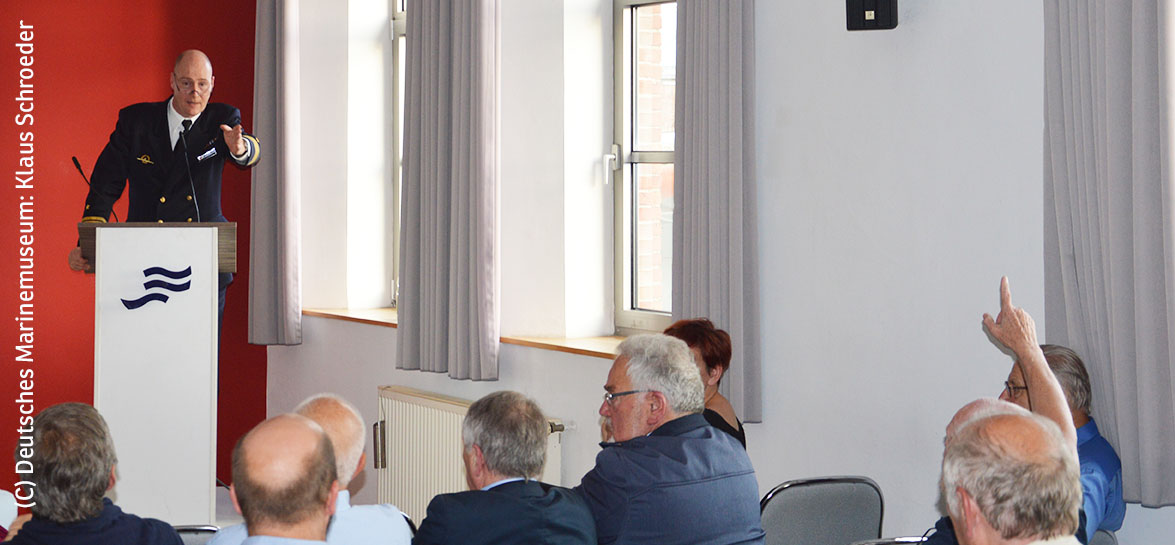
{"left": 663, "top": 318, "right": 746, "bottom": 447}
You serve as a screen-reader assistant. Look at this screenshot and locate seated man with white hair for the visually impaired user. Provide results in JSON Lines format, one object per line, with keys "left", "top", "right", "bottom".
{"left": 941, "top": 410, "right": 1083, "bottom": 545}
{"left": 576, "top": 334, "right": 765, "bottom": 544}
{"left": 212, "top": 394, "right": 412, "bottom": 545}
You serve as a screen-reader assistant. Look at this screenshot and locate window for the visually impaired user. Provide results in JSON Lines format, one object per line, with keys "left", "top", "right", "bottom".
{"left": 389, "top": 0, "right": 407, "bottom": 306}
{"left": 613, "top": 0, "right": 676, "bottom": 333}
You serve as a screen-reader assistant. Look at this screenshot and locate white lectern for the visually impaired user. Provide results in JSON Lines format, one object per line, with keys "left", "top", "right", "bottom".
{"left": 84, "top": 222, "right": 232, "bottom": 526}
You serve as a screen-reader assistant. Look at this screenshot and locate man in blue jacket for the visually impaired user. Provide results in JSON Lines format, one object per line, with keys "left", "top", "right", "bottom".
{"left": 576, "top": 334, "right": 765, "bottom": 544}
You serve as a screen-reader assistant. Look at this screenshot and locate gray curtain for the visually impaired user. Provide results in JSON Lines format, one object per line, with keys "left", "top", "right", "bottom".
{"left": 397, "top": 0, "right": 500, "bottom": 380}
{"left": 1044, "top": 0, "right": 1175, "bottom": 505}
{"left": 249, "top": 0, "right": 302, "bottom": 345}
{"left": 672, "top": 0, "right": 761, "bottom": 421}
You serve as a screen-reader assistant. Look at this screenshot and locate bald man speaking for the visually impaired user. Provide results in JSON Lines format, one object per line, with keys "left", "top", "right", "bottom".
{"left": 68, "top": 49, "right": 261, "bottom": 326}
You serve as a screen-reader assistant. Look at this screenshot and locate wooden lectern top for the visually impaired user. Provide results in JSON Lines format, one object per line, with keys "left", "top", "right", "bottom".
{"left": 78, "top": 222, "right": 237, "bottom": 274}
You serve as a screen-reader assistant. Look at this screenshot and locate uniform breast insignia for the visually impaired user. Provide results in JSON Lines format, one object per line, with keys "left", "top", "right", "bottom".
{"left": 197, "top": 147, "right": 218, "bottom": 162}
{"left": 136, "top": 154, "right": 154, "bottom": 165}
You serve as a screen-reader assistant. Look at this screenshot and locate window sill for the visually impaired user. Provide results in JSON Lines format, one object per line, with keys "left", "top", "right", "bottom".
{"left": 302, "top": 308, "right": 621, "bottom": 360}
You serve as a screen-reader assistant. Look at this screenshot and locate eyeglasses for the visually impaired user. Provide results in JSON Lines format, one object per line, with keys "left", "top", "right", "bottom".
{"left": 174, "top": 75, "right": 211, "bottom": 95}
{"left": 603, "top": 389, "right": 653, "bottom": 405}
{"left": 1003, "top": 381, "right": 1029, "bottom": 398}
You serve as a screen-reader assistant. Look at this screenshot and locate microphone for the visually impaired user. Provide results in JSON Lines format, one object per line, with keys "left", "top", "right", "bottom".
{"left": 179, "top": 119, "right": 202, "bottom": 223}
{"left": 73, "top": 156, "right": 118, "bottom": 223}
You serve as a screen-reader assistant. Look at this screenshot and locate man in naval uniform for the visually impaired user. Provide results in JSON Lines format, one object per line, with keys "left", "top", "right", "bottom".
{"left": 68, "top": 49, "right": 260, "bottom": 327}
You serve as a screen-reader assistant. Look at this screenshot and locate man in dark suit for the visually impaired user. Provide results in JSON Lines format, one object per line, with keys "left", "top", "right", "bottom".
{"left": 413, "top": 391, "right": 596, "bottom": 545}
{"left": 67, "top": 49, "right": 260, "bottom": 324}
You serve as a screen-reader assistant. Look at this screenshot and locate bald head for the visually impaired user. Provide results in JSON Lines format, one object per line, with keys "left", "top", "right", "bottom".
{"left": 295, "top": 394, "right": 365, "bottom": 488}
{"left": 170, "top": 49, "right": 214, "bottom": 118}
{"left": 174, "top": 49, "right": 212, "bottom": 73}
{"left": 944, "top": 398, "right": 1027, "bottom": 443}
{"left": 231, "top": 414, "right": 338, "bottom": 534}
{"left": 941, "top": 412, "right": 1081, "bottom": 541}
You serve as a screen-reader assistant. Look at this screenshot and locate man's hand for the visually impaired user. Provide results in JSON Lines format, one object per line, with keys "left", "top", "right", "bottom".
{"left": 982, "top": 276, "right": 1038, "bottom": 357}
{"left": 982, "top": 276, "right": 1078, "bottom": 458}
{"left": 220, "top": 123, "right": 247, "bottom": 156}
{"left": 68, "top": 246, "right": 91, "bottom": 272}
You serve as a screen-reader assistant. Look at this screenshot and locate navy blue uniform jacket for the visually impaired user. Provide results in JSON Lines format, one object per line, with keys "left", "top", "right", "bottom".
{"left": 82, "top": 99, "right": 260, "bottom": 224}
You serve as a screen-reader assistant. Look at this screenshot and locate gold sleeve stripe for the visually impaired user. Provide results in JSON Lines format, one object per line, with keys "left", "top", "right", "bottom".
{"left": 243, "top": 135, "right": 261, "bottom": 167}
{"left": 81, "top": 216, "right": 108, "bottom": 223}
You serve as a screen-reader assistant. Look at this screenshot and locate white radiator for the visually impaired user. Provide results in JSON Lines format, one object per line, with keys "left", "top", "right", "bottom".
{"left": 374, "top": 386, "right": 563, "bottom": 524}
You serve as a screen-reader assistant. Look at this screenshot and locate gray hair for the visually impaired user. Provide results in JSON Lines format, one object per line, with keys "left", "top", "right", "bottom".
{"left": 1041, "top": 344, "right": 1092, "bottom": 416}
{"left": 618, "top": 334, "right": 704, "bottom": 414}
{"left": 294, "top": 393, "right": 365, "bottom": 488}
{"left": 462, "top": 391, "right": 548, "bottom": 478}
{"left": 24, "top": 403, "right": 118, "bottom": 523}
{"left": 941, "top": 412, "right": 1081, "bottom": 540}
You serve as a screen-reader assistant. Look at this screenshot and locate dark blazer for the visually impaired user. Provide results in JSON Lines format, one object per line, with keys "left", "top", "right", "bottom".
{"left": 576, "top": 413, "right": 765, "bottom": 545}
{"left": 83, "top": 99, "right": 260, "bottom": 224}
{"left": 413, "top": 480, "right": 596, "bottom": 545}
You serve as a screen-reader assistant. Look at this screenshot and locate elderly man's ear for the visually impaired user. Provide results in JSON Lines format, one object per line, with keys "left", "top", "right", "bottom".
{"left": 108, "top": 466, "right": 117, "bottom": 491}
{"left": 326, "top": 481, "right": 340, "bottom": 516}
{"left": 645, "top": 392, "right": 668, "bottom": 426}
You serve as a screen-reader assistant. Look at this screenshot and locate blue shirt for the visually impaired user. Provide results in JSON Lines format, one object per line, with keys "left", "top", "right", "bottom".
{"left": 1076, "top": 419, "right": 1125, "bottom": 536}
{"left": 241, "top": 538, "right": 323, "bottom": 545}
{"left": 210, "top": 491, "right": 411, "bottom": 545}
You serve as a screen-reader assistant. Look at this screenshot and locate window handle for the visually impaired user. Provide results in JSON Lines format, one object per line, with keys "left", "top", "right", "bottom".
{"left": 603, "top": 144, "right": 620, "bottom": 186}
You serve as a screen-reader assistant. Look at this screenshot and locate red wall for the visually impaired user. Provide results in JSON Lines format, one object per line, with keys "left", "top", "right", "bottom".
{"left": 0, "top": 0, "right": 267, "bottom": 486}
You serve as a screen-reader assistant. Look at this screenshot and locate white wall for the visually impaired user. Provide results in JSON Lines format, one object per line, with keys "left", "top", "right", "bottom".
{"left": 751, "top": 0, "right": 1044, "bottom": 535}
{"left": 271, "top": 0, "right": 1175, "bottom": 541}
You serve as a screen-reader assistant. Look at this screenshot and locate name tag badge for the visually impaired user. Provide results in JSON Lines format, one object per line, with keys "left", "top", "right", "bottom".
{"left": 197, "top": 147, "right": 218, "bottom": 162}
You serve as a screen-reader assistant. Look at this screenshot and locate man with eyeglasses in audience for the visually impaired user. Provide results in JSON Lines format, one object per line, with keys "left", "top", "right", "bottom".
{"left": 924, "top": 277, "right": 1089, "bottom": 545}
{"left": 1000, "top": 345, "right": 1125, "bottom": 538}
{"left": 576, "top": 334, "right": 765, "bottom": 544}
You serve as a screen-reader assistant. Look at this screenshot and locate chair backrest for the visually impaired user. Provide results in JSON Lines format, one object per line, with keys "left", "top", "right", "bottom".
{"left": 403, "top": 512, "right": 417, "bottom": 536}
{"left": 850, "top": 538, "right": 927, "bottom": 545}
{"left": 174, "top": 525, "right": 219, "bottom": 545}
{"left": 760, "top": 476, "right": 883, "bottom": 545}
{"left": 1090, "top": 529, "right": 1118, "bottom": 545}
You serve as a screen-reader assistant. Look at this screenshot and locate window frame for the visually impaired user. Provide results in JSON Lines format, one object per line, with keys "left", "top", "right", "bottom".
{"left": 612, "top": 0, "right": 676, "bottom": 334}
{"left": 388, "top": 2, "right": 407, "bottom": 307}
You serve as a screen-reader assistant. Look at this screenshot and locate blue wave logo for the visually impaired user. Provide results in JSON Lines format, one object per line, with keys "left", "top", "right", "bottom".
{"left": 121, "top": 266, "right": 192, "bottom": 310}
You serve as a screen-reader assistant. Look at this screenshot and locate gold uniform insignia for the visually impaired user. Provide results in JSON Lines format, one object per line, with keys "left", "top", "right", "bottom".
{"left": 136, "top": 154, "right": 154, "bottom": 165}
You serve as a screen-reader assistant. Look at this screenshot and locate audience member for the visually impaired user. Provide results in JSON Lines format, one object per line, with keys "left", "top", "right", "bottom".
{"left": 5, "top": 402, "right": 181, "bottom": 545}
{"left": 229, "top": 414, "right": 339, "bottom": 544}
{"left": 924, "top": 277, "right": 1086, "bottom": 545}
{"left": 212, "top": 394, "right": 411, "bottom": 545}
{"left": 940, "top": 411, "right": 1083, "bottom": 545}
{"left": 663, "top": 318, "right": 746, "bottom": 447}
{"left": 924, "top": 399, "right": 1088, "bottom": 545}
{"left": 414, "top": 391, "right": 596, "bottom": 544}
{"left": 577, "top": 334, "right": 764, "bottom": 544}
{"left": 1001, "top": 345, "right": 1125, "bottom": 537}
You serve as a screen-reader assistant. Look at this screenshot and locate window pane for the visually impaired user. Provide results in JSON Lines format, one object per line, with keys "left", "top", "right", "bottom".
{"left": 633, "top": 3, "right": 676, "bottom": 152}
{"left": 632, "top": 163, "right": 673, "bottom": 313}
